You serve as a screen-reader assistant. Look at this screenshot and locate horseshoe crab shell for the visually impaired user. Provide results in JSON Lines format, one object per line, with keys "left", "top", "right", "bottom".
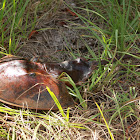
{"left": 0, "top": 55, "right": 74, "bottom": 110}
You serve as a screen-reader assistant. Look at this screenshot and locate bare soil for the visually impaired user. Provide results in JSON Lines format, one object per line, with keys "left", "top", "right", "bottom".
{"left": 17, "top": 0, "right": 99, "bottom": 62}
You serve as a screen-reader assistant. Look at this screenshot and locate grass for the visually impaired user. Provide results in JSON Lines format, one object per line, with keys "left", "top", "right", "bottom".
{"left": 0, "top": 0, "right": 140, "bottom": 139}
{"left": 0, "top": 0, "right": 61, "bottom": 55}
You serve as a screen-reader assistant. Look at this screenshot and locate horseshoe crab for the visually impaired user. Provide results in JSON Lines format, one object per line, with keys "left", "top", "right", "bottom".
{"left": 0, "top": 55, "right": 75, "bottom": 110}
{"left": 0, "top": 55, "right": 96, "bottom": 110}
{"left": 0, "top": 53, "right": 137, "bottom": 110}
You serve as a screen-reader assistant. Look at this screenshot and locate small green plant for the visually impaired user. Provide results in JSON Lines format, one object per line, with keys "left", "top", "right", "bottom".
{"left": 60, "top": 72, "right": 87, "bottom": 109}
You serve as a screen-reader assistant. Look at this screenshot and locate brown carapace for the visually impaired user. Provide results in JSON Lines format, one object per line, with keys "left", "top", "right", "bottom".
{"left": 0, "top": 56, "right": 73, "bottom": 110}
{"left": 0, "top": 55, "right": 95, "bottom": 110}
{"left": 0, "top": 54, "right": 138, "bottom": 110}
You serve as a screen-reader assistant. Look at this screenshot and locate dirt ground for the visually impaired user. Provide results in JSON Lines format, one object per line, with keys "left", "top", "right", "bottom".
{"left": 17, "top": 0, "right": 100, "bottom": 62}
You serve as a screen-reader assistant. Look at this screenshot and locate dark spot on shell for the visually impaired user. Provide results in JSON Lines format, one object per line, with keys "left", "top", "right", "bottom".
{"left": 29, "top": 73, "right": 36, "bottom": 77}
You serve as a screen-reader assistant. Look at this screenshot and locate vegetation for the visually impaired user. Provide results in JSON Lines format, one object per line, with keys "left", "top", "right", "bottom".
{"left": 0, "top": 0, "right": 139, "bottom": 139}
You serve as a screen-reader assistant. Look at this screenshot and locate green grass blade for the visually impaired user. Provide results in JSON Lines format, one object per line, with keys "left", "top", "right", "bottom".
{"left": 61, "top": 73, "right": 87, "bottom": 109}
{"left": 95, "top": 101, "right": 114, "bottom": 140}
{"left": 46, "top": 86, "right": 66, "bottom": 118}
